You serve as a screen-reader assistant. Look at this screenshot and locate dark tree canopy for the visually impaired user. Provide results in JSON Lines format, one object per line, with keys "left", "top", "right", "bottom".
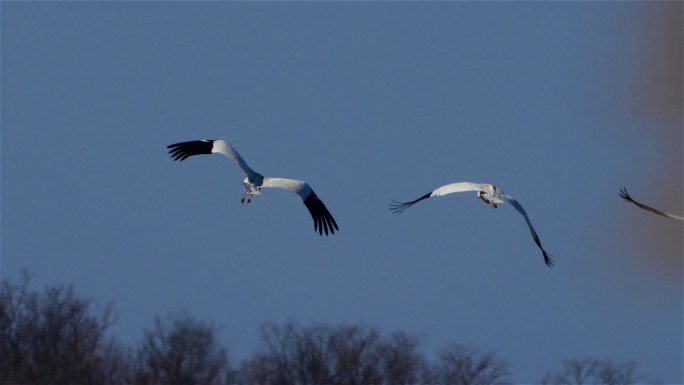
{"left": 0, "top": 274, "right": 128, "bottom": 385}
{"left": 240, "top": 322, "right": 425, "bottom": 385}
{"left": 0, "top": 274, "right": 662, "bottom": 385}
{"left": 541, "top": 357, "right": 654, "bottom": 385}
{"left": 422, "top": 344, "right": 509, "bottom": 385}
{"left": 133, "top": 314, "right": 231, "bottom": 385}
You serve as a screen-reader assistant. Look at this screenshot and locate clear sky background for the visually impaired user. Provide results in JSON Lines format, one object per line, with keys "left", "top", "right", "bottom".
{"left": 2, "top": 2, "right": 682, "bottom": 383}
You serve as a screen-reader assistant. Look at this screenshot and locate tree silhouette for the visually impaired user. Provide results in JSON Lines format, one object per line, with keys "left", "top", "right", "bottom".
{"left": 0, "top": 273, "right": 128, "bottom": 385}
{"left": 380, "top": 331, "right": 425, "bottom": 385}
{"left": 1, "top": 274, "right": 664, "bottom": 385}
{"left": 541, "top": 357, "right": 655, "bottom": 385}
{"left": 240, "top": 322, "right": 424, "bottom": 385}
{"left": 132, "top": 314, "right": 231, "bottom": 385}
{"left": 422, "top": 344, "right": 509, "bottom": 385}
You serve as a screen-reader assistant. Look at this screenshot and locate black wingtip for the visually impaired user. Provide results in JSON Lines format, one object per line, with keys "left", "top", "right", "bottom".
{"left": 389, "top": 200, "right": 411, "bottom": 214}
{"left": 618, "top": 187, "right": 633, "bottom": 203}
{"left": 304, "top": 191, "right": 339, "bottom": 236}
{"left": 166, "top": 140, "right": 214, "bottom": 161}
{"left": 389, "top": 192, "right": 432, "bottom": 214}
{"left": 528, "top": 225, "right": 554, "bottom": 268}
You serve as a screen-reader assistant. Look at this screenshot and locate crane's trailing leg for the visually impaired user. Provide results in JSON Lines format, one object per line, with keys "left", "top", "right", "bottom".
{"left": 241, "top": 190, "right": 252, "bottom": 204}
{"left": 241, "top": 179, "right": 261, "bottom": 204}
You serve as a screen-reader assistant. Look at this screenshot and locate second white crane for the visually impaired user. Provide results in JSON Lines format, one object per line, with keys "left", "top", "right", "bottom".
{"left": 390, "top": 182, "right": 553, "bottom": 267}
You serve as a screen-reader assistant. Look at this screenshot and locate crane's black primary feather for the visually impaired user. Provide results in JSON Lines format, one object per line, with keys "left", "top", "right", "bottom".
{"left": 515, "top": 203, "right": 554, "bottom": 267}
{"left": 167, "top": 140, "right": 214, "bottom": 161}
{"left": 303, "top": 190, "right": 339, "bottom": 236}
{"left": 389, "top": 192, "right": 432, "bottom": 214}
{"left": 530, "top": 231, "right": 554, "bottom": 267}
{"left": 503, "top": 197, "right": 554, "bottom": 268}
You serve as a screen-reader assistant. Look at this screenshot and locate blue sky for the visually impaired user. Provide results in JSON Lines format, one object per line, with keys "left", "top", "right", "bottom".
{"left": 2, "top": 2, "right": 682, "bottom": 382}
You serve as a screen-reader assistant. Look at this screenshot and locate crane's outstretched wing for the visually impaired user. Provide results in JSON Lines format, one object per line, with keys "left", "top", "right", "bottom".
{"left": 167, "top": 139, "right": 262, "bottom": 181}
{"left": 389, "top": 182, "right": 487, "bottom": 214}
{"left": 501, "top": 195, "right": 554, "bottom": 267}
{"left": 261, "top": 178, "right": 339, "bottom": 236}
{"left": 619, "top": 188, "right": 683, "bottom": 221}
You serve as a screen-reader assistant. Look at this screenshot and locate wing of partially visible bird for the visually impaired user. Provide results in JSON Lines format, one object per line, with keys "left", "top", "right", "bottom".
{"left": 261, "top": 177, "right": 339, "bottom": 236}
{"left": 389, "top": 182, "right": 488, "bottom": 214}
{"left": 501, "top": 194, "right": 554, "bottom": 267}
{"left": 619, "top": 187, "right": 683, "bottom": 221}
{"left": 167, "top": 139, "right": 263, "bottom": 182}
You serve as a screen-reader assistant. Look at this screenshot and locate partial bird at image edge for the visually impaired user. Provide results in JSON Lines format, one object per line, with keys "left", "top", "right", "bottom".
{"left": 618, "top": 187, "right": 683, "bottom": 221}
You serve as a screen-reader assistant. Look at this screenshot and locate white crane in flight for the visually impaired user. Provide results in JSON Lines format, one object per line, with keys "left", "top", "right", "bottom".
{"left": 167, "top": 139, "right": 339, "bottom": 236}
{"left": 390, "top": 182, "right": 553, "bottom": 267}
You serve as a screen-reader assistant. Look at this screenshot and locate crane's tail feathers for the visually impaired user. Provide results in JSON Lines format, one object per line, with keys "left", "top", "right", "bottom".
{"left": 389, "top": 193, "right": 432, "bottom": 214}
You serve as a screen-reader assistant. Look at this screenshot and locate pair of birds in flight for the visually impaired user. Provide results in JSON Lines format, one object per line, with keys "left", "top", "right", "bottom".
{"left": 167, "top": 139, "right": 682, "bottom": 269}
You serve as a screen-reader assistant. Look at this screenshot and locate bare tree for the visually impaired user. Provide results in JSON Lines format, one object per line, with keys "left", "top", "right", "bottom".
{"left": 0, "top": 273, "right": 128, "bottom": 385}
{"left": 239, "top": 322, "right": 424, "bottom": 385}
{"left": 133, "top": 314, "right": 231, "bottom": 385}
{"left": 423, "top": 344, "right": 509, "bottom": 385}
{"left": 541, "top": 357, "right": 654, "bottom": 385}
{"left": 4, "top": 274, "right": 663, "bottom": 385}
{"left": 380, "top": 331, "right": 425, "bottom": 385}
